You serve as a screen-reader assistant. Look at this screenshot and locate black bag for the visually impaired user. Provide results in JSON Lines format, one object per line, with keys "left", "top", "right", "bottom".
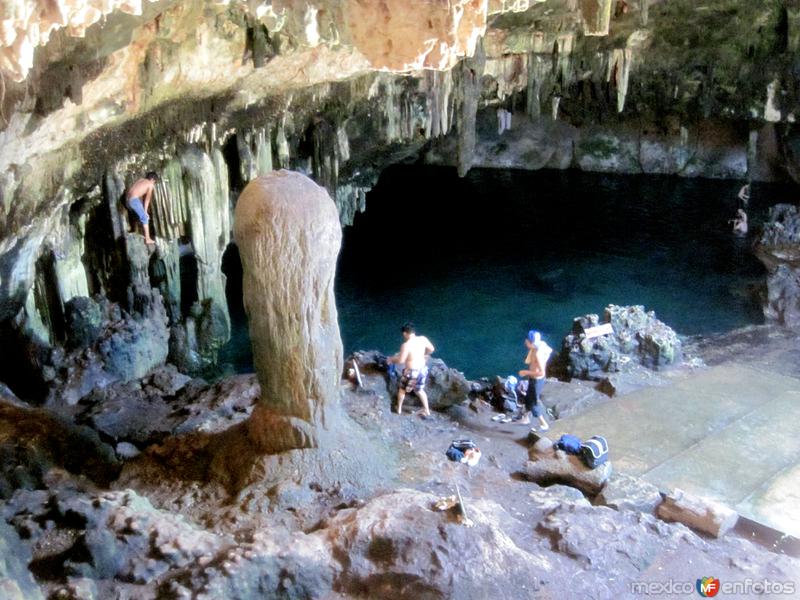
{"left": 580, "top": 435, "right": 608, "bottom": 469}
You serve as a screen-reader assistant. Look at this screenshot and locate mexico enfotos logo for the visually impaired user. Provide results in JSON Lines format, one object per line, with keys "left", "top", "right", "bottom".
{"left": 629, "top": 576, "right": 796, "bottom": 596}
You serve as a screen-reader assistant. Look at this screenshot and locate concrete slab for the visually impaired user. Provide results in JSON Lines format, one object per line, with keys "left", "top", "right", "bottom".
{"left": 737, "top": 462, "right": 800, "bottom": 539}
{"left": 642, "top": 391, "right": 800, "bottom": 503}
{"left": 547, "top": 363, "right": 800, "bottom": 536}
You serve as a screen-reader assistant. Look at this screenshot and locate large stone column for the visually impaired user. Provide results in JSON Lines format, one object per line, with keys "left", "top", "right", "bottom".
{"left": 234, "top": 170, "right": 343, "bottom": 453}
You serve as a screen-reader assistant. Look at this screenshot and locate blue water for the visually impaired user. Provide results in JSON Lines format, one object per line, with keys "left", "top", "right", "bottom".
{"left": 222, "top": 167, "right": 791, "bottom": 379}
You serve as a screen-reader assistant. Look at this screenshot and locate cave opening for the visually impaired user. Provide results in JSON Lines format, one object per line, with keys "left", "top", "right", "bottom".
{"left": 218, "top": 243, "right": 253, "bottom": 373}
{"left": 334, "top": 165, "right": 790, "bottom": 379}
{"left": 216, "top": 165, "right": 792, "bottom": 380}
{"left": 179, "top": 254, "right": 199, "bottom": 316}
{"left": 33, "top": 250, "right": 66, "bottom": 345}
{"left": 222, "top": 134, "right": 244, "bottom": 196}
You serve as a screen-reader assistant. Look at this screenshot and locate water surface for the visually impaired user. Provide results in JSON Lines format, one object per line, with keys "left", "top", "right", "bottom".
{"left": 223, "top": 167, "right": 790, "bottom": 379}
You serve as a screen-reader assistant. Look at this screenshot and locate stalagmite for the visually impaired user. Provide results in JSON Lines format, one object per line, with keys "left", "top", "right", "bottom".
{"left": 234, "top": 170, "right": 343, "bottom": 453}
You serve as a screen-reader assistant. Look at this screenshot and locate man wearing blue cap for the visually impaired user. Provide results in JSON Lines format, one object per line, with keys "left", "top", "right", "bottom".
{"left": 517, "top": 330, "right": 552, "bottom": 431}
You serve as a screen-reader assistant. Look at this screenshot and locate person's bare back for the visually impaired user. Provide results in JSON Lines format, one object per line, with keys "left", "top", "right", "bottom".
{"left": 399, "top": 334, "right": 434, "bottom": 370}
{"left": 127, "top": 177, "right": 155, "bottom": 200}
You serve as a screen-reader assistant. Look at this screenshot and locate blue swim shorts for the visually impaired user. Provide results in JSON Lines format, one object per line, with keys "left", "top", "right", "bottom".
{"left": 127, "top": 196, "right": 149, "bottom": 225}
{"left": 400, "top": 366, "right": 428, "bottom": 393}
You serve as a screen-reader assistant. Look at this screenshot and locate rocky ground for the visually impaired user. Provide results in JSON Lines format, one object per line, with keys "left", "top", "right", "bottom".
{"left": 1, "top": 325, "right": 799, "bottom": 599}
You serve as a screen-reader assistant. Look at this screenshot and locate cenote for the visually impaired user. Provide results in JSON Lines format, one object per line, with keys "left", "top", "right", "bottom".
{"left": 221, "top": 166, "right": 787, "bottom": 379}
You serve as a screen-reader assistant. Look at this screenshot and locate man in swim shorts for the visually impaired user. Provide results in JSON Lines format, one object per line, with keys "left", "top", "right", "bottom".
{"left": 126, "top": 171, "right": 158, "bottom": 245}
{"left": 387, "top": 321, "right": 435, "bottom": 416}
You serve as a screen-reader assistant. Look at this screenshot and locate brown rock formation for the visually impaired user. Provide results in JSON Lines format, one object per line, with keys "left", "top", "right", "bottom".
{"left": 234, "top": 170, "right": 343, "bottom": 453}
{"left": 345, "top": 0, "right": 487, "bottom": 71}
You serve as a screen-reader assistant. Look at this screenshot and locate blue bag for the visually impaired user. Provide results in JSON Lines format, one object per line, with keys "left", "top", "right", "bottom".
{"left": 446, "top": 446, "right": 465, "bottom": 462}
{"left": 446, "top": 439, "right": 476, "bottom": 462}
{"left": 556, "top": 434, "right": 582, "bottom": 455}
{"left": 580, "top": 435, "right": 609, "bottom": 469}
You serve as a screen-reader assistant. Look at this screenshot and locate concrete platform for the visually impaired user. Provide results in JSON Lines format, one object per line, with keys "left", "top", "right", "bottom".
{"left": 547, "top": 363, "right": 800, "bottom": 537}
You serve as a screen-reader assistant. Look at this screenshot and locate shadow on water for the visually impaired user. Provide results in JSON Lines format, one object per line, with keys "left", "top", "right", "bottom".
{"left": 222, "top": 166, "right": 795, "bottom": 379}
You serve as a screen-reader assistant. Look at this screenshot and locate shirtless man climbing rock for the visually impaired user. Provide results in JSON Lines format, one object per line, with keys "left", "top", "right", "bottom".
{"left": 126, "top": 171, "right": 159, "bottom": 245}
{"left": 387, "top": 322, "right": 435, "bottom": 416}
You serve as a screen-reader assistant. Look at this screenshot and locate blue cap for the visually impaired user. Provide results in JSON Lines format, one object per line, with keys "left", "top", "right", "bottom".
{"left": 506, "top": 375, "right": 518, "bottom": 386}
{"left": 526, "top": 330, "right": 541, "bottom": 344}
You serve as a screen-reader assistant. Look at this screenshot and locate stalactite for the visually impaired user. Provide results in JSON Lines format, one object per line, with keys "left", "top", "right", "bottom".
{"left": 276, "top": 120, "right": 291, "bottom": 169}
{"left": 608, "top": 48, "right": 633, "bottom": 113}
{"left": 52, "top": 207, "right": 90, "bottom": 305}
{"left": 640, "top": 0, "right": 649, "bottom": 26}
{"left": 334, "top": 184, "right": 369, "bottom": 227}
{"left": 484, "top": 54, "right": 528, "bottom": 100}
{"left": 457, "top": 40, "right": 486, "bottom": 177}
{"left": 237, "top": 126, "right": 273, "bottom": 183}
{"left": 582, "top": 0, "right": 614, "bottom": 36}
{"left": 182, "top": 147, "right": 231, "bottom": 344}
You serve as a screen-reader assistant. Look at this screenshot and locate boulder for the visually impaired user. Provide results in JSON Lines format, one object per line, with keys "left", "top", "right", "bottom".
{"left": 64, "top": 296, "right": 104, "bottom": 349}
{"left": 596, "top": 472, "right": 663, "bottom": 514}
{"left": 4, "top": 486, "right": 227, "bottom": 584}
{"left": 535, "top": 501, "right": 702, "bottom": 580}
{"left": 523, "top": 445, "right": 612, "bottom": 496}
{"left": 410, "top": 358, "right": 471, "bottom": 408}
{"left": 556, "top": 304, "right": 683, "bottom": 381}
{"left": 657, "top": 488, "right": 739, "bottom": 538}
{"left": 72, "top": 373, "right": 257, "bottom": 445}
{"left": 349, "top": 352, "right": 471, "bottom": 409}
{"left": 754, "top": 204, "right": 800, "bottom": 330}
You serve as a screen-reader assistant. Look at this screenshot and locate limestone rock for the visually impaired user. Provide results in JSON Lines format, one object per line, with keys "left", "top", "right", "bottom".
{"left": 529, "top": 484, "right": 591, "bottom": 509}
{"left": 420, "top": 358, "right": 472, "bottom": 408}
{"left": 556, "top": 304, "right": 683, "bottom": 381}
{"left": 0, "top": 519, "right": 44, "bottom": 600}
{"left": 68, "top": 372, "right": 257, "bottom": 445}
{"left": 115, "top": 442, "right": 140, "bottom": 460}
{"left": 524, "top": 445, "right": 612, "bottom": 496}
{"left": 754, "top": 204, "right": 800, "bottom": 330}
{"left": 172, "top": 374, "right": 259, "bottom": 435}
{"left": 323, "top": 489, "right": 552, "bottom": 599}
{"left": 46, "top": 295, "right": 170, "bottom": 407}
{"left": 0, "top": 397, "right": 120, "bottom": 498}
{"left": 345, "top": 0, "right": 487, "bottom": 71}
{"left": 235, "top": 171, "right": 343, "bottom": 452}
{"left": 536, "top": 501, "right": 700, "bottom": 579}
{"left": 64, "top": 296, "right": 104, "bottom": 349}
{"left": 596, "top": 471, "right": 662, "bottom": 514}
{"left": 657, "top": 488, "right": 739, "bottom": 538}
{"left": 4, "top": 486, "right": 227, "bottom": 584}
{"left": 351, "top": 352, "right": 471, "bottom": 410}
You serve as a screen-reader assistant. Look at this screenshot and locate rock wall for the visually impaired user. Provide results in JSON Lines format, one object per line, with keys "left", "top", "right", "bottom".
{"left": 0, "top": 0, "right": 799, "bottom": 391}
{"left": 755, "top": 204, "right": 800, "bottom": 329}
